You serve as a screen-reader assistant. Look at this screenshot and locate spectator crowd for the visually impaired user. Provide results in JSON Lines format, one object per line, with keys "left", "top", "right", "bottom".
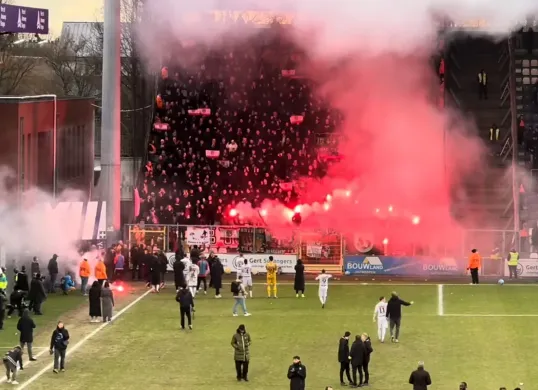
{"left": 137, "top": 26, "right": 341, "bottom": 226}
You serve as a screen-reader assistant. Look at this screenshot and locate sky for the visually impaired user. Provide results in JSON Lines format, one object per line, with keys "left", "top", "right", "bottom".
{"left": 14, "top": 0, "right": 102, "bottom": 36}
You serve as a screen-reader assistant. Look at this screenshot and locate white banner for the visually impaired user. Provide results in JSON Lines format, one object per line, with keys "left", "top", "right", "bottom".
{"left": 219, "top": 254, "right": 297, "bottom": 274}
{"left": 163, "top": 253, "right": 297, "bottom": 273}
{"left": 504, "top": 258, "right": 538, "bottom": 278}
{"left": 306, "top": 245, "right": 322, "bottom": 258}
{"left": 186, "top": 227, "right": 211, "bottom": 245}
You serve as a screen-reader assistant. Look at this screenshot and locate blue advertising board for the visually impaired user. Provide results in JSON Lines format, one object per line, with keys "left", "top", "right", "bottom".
{"left": 344, "top": 255, "right": 466, "bottom": 276}
{"left": 0, "top": 4, "right": 49, "bottom": 34}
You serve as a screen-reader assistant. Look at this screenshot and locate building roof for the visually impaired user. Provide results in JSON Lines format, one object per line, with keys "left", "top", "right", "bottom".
{"left": 60, "top": 22, "right": 132, "bottom": 57}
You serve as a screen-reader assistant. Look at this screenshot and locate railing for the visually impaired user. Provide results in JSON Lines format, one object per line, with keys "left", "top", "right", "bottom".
{"left": 124, "top": 223, "right": 518, "bottom": 260}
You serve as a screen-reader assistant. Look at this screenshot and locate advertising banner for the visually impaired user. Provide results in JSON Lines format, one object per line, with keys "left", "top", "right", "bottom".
{"left": 504, "top": 258, "right": 538, "bottom": 278}
{"left": 164, "top": 253, "right": 297, "bottom": 273}
{"left": 344, "top": 256, "right": 465, "bottom": 276}
{"left": 0, "top": 4, "right": 49, "bottom": 34}
{"left": 185, "top": 226, "right": 211, "bottom": 245}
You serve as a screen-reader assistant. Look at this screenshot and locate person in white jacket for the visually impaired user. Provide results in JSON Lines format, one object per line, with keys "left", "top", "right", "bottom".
{"left": 187, "top": 264, "right": 199, "bottom": 297}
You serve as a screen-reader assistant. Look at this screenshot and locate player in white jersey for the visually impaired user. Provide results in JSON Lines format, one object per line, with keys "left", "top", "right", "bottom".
{"left": 373, "top": 296, "right": 388, "bottom": 342}
{"left": 315, "top": 269, "right": 332, "bottom": 308}
{"left": 187, "top": 264, "right": 199, "bottom": 297}
{"left": 239, "top": 259, "right": 253, "bottom": 298}
{"left": 181, "top": 257, "right": 192, "bottom": 281}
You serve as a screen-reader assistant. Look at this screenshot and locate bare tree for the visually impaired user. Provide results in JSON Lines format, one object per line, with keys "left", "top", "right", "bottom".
{"left": 42, "top": 34, "right": 101, "bottom": 97}
{"left": 0, "top": 35, "right": 39, "bottom": 94}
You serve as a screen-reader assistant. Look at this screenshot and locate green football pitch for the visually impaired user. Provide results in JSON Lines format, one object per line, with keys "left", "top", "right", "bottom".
{"left": 9, "top": 282, "right": 537, "bottom": 390}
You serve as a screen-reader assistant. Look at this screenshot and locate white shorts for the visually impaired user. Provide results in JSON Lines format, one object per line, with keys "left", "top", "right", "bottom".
{"left": 319, "top": 287, "right": 328, "bottom": 296}
{"left": 377, "top": 317, "right": 388, "bottom": 329}
{"left": 242, "top": 277, "right": 252, "bottom": 287}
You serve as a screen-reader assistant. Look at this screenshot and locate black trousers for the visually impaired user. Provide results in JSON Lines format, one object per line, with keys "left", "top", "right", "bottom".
{"left": 131, "top": 263, "right": 138, "bottom": 280}
{"left": 363, "top": 361, "right": 370, "bottom": 384}
{"left": 470, "top": 268, "right": 479, "bottom": 284}
{"left": 352, "top": 364, "right": 363, "bottom": 386}
{"left": 339, "top": 361, "right": 352, "bottom": 383}
{"left": 7, "top": 300, "right": 23, "bottom": 317}
{"left": 180, "top": 306, "right": 192, "bottom": 328}
{"left": 0, "top": 306, "right": 4, "bottom": 329}
{"left": 235, "top": 360, "right": 249, "bottom": 380}
{"left": 478, "top": 84, "right": 488, "bottom": 99}
{"left": 508, "top": 265, "right": 518, "bottom": 279}
{"left": 197, "top": 277, "right": 207, "bottom": 291}
{"left": 215, "top": 287, "right": 221, "bottom": 295}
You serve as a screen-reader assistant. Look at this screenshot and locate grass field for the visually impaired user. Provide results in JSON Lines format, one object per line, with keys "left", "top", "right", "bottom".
{"left": 7, "top": 282, "right": 537, "bottom": 390}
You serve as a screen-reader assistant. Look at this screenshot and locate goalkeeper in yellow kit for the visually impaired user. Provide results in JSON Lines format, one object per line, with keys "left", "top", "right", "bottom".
{"left": 266, "top": 256, "right": 278, "bottom": 298}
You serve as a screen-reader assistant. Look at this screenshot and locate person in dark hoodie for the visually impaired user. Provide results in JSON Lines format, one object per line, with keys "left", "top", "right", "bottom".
{"left": 175, "top": 286, "right": 194, "bottom": 330}
{"left": 47, "top": 254, "right": 59, "bottom": 293}
{"left": 14, "top": 266, "right": 29, "bottom": 292}
{"left": 349, "top": 335, "right": 366, "bottom": 388}
{"left": 50, "top": 321, "right": 70, "bottom": 373}
{"left": 158, "top": 251, "right": 168, "bottom": 288}
{"left": 409, "top": 361, "right": 432, "bottom": 390}
{"left": 17, "top": 309, "right": 36, "bottom": 361}
{"left": 3, "top": 345, "right": 23, "bottom": 385}
{"left": 386, "top": 291, "right": 414, "bottom": 343}
{"left": 28, "top": 273, "right": 46, "bottom": 315}
{"left": 173, "top": 255, "right": 186, "bottom": 290}
{"left": 210, "top": 256, "right": 224, "bottom": 298}
{"left": 287, "top": 355, "right": 307, "bottom": 390}
{"left": 231, "top": 324, "right": 251, "bottom": 381}
{"left": 361, "top": 333, "right": 373, "bottom": 386}
{"left": 30, "top": 257, "right": 40, "bottom": 278}
{"left": 294, "top": 259, "right": 305, "bottom": 298}
{"left": 338, "top": 331, "right": 353, "bottom": 386}
{"left": 88, "top": 281, "right": 102, "bottom": 323}
{"left": 149, "top": 252, "right": 161, "bottom": 292}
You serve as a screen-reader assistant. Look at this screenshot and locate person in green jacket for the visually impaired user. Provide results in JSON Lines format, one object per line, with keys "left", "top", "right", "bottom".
{"left": 0, "top": 268, "right": 8, "bottom": 291}
{"left": 231, "top": 324, "right": 251, "bottom": 382}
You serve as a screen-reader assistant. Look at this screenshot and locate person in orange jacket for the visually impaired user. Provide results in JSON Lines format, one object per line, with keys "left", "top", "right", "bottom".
{"left": 79, "top": 258, "right": 91, "bottom": 296}
{"left": 467, "top": 249, "right": 481, "bottom": 285}
{"left": 94, "top": 259, "right": 108, "bottom": 286}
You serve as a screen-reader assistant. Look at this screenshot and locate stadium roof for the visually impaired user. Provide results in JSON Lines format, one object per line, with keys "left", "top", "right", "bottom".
{"left": 60, "top": 22, "right": 132, "bottom": 57}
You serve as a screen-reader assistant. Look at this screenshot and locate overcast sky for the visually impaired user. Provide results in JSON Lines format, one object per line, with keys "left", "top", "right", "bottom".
{"left": 14, "top": 0, "right": 102, "bottom": 36}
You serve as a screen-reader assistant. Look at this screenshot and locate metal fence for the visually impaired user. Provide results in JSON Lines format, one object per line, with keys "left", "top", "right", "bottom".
{"left": 124, "top": 224, "right": 517, "bottom": 261}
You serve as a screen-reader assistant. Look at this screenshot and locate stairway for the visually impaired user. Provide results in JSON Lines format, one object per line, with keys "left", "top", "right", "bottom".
{"left": 447, "top": 36, "right": 513, "bottom": 229}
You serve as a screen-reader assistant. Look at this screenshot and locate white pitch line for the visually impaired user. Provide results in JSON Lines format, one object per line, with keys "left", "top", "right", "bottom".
{"left": 0, "top": 347, "right": 48, "bottom": 349}
{"left": 15, "top": 289, "right": 152, "bottom": 390}
{"left": 437, "top": 284, "right": 444, "bottom": 316}
{"left": 444, "top": 313, "right": 538, "bottom": 317}
{"left": 252, "top": 282, "right": 538, "bottom": 286}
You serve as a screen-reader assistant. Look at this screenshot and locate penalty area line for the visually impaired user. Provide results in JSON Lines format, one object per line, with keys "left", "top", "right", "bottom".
{"left": 14, "top": 289, "right": 152, "bottom": 390}
{"left": 444, "top": 313, "right": 538, "bottom": 317}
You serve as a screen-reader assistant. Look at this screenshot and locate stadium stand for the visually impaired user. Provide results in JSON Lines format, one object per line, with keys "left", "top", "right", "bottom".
{"left": 136, "top": 27, "right": 337, "bottom": 225}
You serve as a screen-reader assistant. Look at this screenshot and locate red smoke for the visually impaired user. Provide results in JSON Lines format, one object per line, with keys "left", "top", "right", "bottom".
{"left": 236, "top": 51, "right": 486, "bottom": 254}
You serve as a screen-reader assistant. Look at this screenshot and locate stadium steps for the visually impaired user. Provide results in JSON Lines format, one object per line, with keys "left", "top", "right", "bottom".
{"left": 448, "top": 36, "right": 513, "bottom": 229}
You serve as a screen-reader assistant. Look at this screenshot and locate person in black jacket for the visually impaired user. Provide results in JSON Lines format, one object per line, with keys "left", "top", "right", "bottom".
{"left": 7, "top": 290, "right": 27, "bottom": 318}
{"left": 30, "top": 257, "right": 40, "bottom": 278}
{"left": 0, "top": 290, "right": 6, "bottom": 330}
{"left": 50, "top": 321, "right": 70, "bottom": 373}
{"left": 3, "top": 346, "right": 23, "bottom": 384}
{"left": 349, "top": 335, "right": 366, "bottom": 388}
{"left": 294, "top": 259, "right": 305, "bottom": 298}
{"left": 17, "top": 309, "right": 36, "bottom": 361}
{"left": 150, "top": 253, "right": 161, "bottom": 292}
{"left": 47, "top": 254, "right": 59, "bottom": 293}
{"left": 287, "top": 355, "right": 307, "bottom": 390}
{"left": 210, "top": 257, "right": 224, "bottom": 298}
{"left": 173, "top": 256, "right": 186, "bottom": 290}
{"left": 338, "top": 331, "right": 353, "bottom": 386}
{"left": 386, "top": 291, "right": 413, "bottom": 343}
{"left": 361, "top": 333, "right": 373, "bottom": 386}
{"left": 28, "top": 274, "right": 46, "bottom": 315}
{"left": 175, "top": 286, "right": 194, "bottom": 330}
{"left": 157, "top": 251, "right": 168, "bottom": 288}
{"left": 409, "top": 361, "right": 431, "bottom": 390}
{"left": 14, "top": 267, "right": 29, "bottom": 292}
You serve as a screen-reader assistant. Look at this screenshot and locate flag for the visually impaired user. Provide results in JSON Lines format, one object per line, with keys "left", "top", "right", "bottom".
{"left": 188, "top": 109, "right": 199, "bottom": 115}
{"left": 154, "top": 123, "right": 170, "bottom": 131}
{"left": 199, "top": 108, "right": 211, "bottom": 116}
{"left": 290, "top": 115, "right": 304, "bottom": 124}
{"left": 134, "top": 188, "right": 141, "bottom": 217}
{"left": 206, "top": 150, "right": 220, "bottom": 158}
{"left": 282, "top": 69, "right": 296, "bottom": 77}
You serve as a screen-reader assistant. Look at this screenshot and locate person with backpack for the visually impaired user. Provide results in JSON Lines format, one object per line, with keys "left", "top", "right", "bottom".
{"left": 231, "top": 276, "right": 251, "bottom": 317}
